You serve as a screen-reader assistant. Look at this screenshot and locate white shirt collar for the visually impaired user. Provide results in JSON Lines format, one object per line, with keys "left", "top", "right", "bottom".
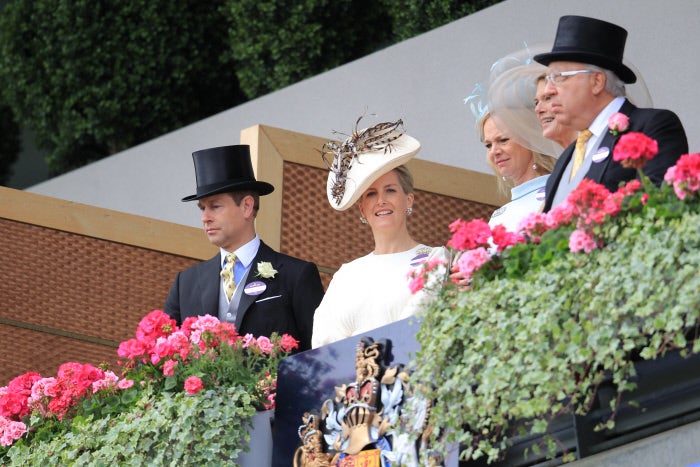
{"left": 589, "top": 96, "right": 626, "bottom": 138}
{"left": 511, "top": 175, "right": 549, "bottom": 201}
{"left": 220, "top": 235, "right": 260, "bottom": 269}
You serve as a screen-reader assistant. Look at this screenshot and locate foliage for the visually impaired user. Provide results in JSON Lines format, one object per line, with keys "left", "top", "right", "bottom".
{"left": 1, "top": 311, "right": 297, "bottom": 464}
{"left": 404, "top": 150, "right": 700, "bottom": 462}
{"left": 0, "top": 104, "right": 21, "bottom": 185}
{"left": 223, "top": 0, "right": 393, "bottom": 99}
{"left": 225, "top": 0, "right": 504, "bottom": 99}
{"left": 5, "top": 385, "right": 257, "bottom": 466}
{"left": 0, "top": 0, "right": 241, "bottom": 175}
{"left": 380, "top": 0, "right": 504, "bottom": 41}
{"left": 0, "top": 0, "right": 499, "bottom": 177}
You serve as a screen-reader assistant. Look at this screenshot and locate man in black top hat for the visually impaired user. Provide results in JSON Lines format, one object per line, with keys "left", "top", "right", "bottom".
{"left": 164, "top": 145, "right": 324, "bottom": 351}
{"left": 534, "top": 15, "right": 688, "bottom": 211}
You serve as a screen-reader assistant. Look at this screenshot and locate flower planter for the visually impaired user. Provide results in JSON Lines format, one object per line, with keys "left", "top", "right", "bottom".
{"left": 238, "top": 409, "right": 274, "bottom": 466}
{"left": 573, "top": 348, "right": 700, "bottom": 459}
{"left": 464, "top": 413, "right": 578, "bottom": 467}
{"left": 465, "top": 348, "right": 700, "bottom": 466}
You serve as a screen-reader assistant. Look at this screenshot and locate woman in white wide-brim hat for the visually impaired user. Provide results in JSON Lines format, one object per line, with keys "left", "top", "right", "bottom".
{"left": 311, "top": 117, "right": 445, "bottom": 348}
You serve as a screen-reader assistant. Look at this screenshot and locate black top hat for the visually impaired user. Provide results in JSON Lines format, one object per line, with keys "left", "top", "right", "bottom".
{"left": 181, "top": 145, "right": 274, "bottom": 202}
{"left": 534, "top": 15, "right": 636, "bottom": 84}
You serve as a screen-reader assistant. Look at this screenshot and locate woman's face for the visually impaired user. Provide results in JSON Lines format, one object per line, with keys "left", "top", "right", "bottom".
{"left": 483, "top": 117, "right": 535, "bottom": 186}
{"left": 359, "top": 170, "right": 413, "bottom": 232}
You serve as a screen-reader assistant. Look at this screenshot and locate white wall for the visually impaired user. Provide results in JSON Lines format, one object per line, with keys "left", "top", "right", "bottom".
{"left": 27, "top": 0, "right": 700, "bottom": 228}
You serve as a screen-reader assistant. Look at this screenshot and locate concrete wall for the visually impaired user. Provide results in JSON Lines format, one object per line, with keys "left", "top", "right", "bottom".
{"left": 27, "top": 0, "right": 700, "bottom": 229}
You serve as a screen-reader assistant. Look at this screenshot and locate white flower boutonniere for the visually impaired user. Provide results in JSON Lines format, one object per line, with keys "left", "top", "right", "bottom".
{"left": 256, "top": 261, "right": 278, "bottom": 279}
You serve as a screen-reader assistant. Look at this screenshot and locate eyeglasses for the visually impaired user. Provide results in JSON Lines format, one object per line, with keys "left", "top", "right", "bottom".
{"left": 545, "top": 69, "right": 596, "bottom": 85}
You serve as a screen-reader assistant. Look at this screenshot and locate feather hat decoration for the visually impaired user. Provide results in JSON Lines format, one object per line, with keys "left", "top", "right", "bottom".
{"left": 321, "top": 115, "right": 420, "bottom": 211}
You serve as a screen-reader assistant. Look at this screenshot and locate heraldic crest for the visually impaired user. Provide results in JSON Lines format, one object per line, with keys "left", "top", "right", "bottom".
{"left": 293, "top": 337, "right": 445, "bottom": 466}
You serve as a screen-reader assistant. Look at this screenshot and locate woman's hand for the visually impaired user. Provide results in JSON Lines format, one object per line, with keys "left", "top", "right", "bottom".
{"left": 449, "top": 264, "right": 472, "bottom": 291}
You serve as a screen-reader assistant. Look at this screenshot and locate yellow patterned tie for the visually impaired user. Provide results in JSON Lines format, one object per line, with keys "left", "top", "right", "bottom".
{"left": 220, "top": 252, "right": 237, "bottom": 301}
{"left": 570, "top": 129, "right": 593, "bottom": 181}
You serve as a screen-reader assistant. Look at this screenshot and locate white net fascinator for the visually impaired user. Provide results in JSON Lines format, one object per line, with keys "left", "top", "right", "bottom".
{"left": 486, "top": 43, "right": 653, "bottom": 157}
{"left": 487, "top": 44, "right": 562, "bottom": 157}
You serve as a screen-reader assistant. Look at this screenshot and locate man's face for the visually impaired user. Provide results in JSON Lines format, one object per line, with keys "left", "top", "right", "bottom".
{"left": 542, "top": 61, "right": 600, "bottom": 131}
{"left": 197, "top": 193, "right": 251, "bottom": 251}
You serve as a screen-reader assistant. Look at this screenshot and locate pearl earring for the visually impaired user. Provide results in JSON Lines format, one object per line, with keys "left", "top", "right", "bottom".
{"left": 406, "top": 207, "right": 413, "bottom": 216}
{"left": 502, "top": 176, "right": 507, "bottom": 181}
{"left": 532, "top": 162, "right": 538, "bottom": 170}
{"left": 360, "top": 216, "right": 368, "bottom": 224}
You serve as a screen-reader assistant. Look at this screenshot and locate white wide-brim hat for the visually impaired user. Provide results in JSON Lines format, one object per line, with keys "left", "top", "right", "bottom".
{"left": 323, "top": 121, "right": 420, "bottom": 211}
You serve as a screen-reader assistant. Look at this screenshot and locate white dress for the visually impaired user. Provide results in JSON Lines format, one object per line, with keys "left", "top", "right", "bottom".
{"left": 311, "top": 244, "right": 445, "bottom": 348}
{"left": 488, "top": 175, "right": 549, "bottom": 232}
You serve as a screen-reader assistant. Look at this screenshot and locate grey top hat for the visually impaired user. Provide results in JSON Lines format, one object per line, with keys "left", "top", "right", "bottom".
{"left": 182, "top": 145, "right": 274, "bottom": 202}
{"left": 534, "top": 15, "right": 637, "bottom": 84}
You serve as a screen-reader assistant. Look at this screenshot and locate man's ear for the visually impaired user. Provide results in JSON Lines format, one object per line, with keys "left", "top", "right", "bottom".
{"left": 591, "top": 71, "right": 607, "bottom": 95}
{"left": 242, "top": 195, "right": 256, "bottom": 218}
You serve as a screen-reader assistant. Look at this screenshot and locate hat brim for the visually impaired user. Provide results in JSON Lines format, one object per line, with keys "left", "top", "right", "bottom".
{"left": 182, "top": 180, "right": 274, "bottom": 202}
{"left": 533, "top": 51, "right": 637, "bottom": 84}
{"left": 326, "top": 133, "right": 420, "bottom": 211}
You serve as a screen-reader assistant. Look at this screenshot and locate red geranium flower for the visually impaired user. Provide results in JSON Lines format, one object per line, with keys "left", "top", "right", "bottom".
{"left": 613, "top": 132, "right": 659, "bottom": 170}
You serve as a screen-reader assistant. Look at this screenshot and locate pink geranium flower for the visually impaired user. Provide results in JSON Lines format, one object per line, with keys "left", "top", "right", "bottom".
{"left": 117, "top": 379, "right": 134, "bottom": 390}
{"left": 407, "top": 257, "right": 447, "bottom": 294}
{"left": 184, "top": 376, "right": 204, "bottom": 395}
{"left": 135, "top": 309, "right": 176, "bottom": 344}
{"left": 257, "top": 336, "right": 274, "bottom": 354}
{"left": 241, "top": 334, "right": 257, "bottom": 349}
{"left": 29, "top": 377, "right": 59, "bottom": 402}
{"left": 554, "top": 179, "right": 613, "bottom": 227}
{"left": 279, "top": 334, "right": 299, "bottom": 353}
{"left": 518, "top": 211, "right": 555, "bottom": 243}
{"left": 612, "top": 132, "right": 658, "bottom": 170}
{"left": 665, "top": 152, "right": 700, "bottom": 200}
{"left": 408, "top": 269, "right": 426, "bottom": 294}
{"left": 263, "top": 392, "right": 276, "bottom": 411}
{"left": 454, "top": 247, "right": 491, "bottom": 283}
{"left": 162, "top": 359, "right": 178, "bottom": 377}
{"left": 1, "top": 372, "right": 42, "bottom": 419}
{"left": 447, "top": 218, "right": 492, "bottom": 251}
{"left": 0, "top": 416, "right": 27, "bottom": 447}
{"left": 117, "top": 337, "right": 149, "bottom": 360}
{"left": 490, "top": 224, "right": 526, "bottom": 252}
{"left": 569, "top": 229, "right": 598, "bottom": 253}
{"left": 91, "top": 371, "right": 119, "bottom": 394}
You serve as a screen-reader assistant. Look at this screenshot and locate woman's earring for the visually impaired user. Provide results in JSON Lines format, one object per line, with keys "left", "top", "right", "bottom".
{"left": 360, "top": 216, "right": 368, "bottom": 224}
{"left": 406, "top": 207, "right": 413, "bottom": 216}
{"left": 532, "top": 162, "right": 538, "bottom": 170}
{"left": 502, "top": 176, "right": 507, "bottom": 181}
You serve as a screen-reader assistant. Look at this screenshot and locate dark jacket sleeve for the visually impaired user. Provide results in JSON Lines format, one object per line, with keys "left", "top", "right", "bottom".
{"left": 163, "top": 271, "right": 183, "bottom": 325}
{"left": 637, "top": 108, "right": 688, "bottom": 186}
{"left": 290, "top": 261, "right": 325, "bottom": 351}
